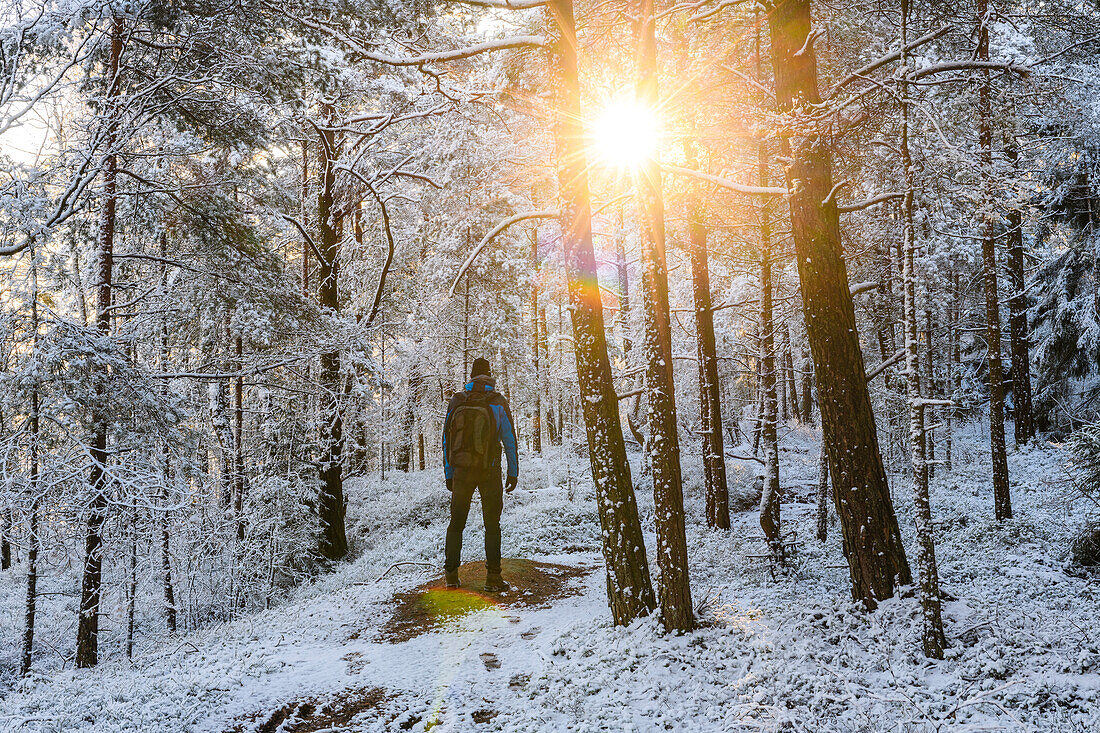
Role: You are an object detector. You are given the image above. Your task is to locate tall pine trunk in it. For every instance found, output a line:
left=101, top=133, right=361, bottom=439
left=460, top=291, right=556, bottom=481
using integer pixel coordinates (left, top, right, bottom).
left=758, top=200, right=782, bottom=563
left=76, top=18, right=123, bottom=668
left=316, top=106, right=349, bottom=559
left=977, top=0, right=1013, bottom=520
left=22, top=251, right=42, bottom=676
left=900, top=4, right=947, bottom=655
left=767, top=0, right=911, bottom=607
left=1004, top=138, right=1033, bottom=445
left=548, top=0, right=655, bottom=625
left=688, top=178, right=730, bottom=530
left=157, top=231, right=177, bottom=635
left=634, top=0, right=693, bottom=631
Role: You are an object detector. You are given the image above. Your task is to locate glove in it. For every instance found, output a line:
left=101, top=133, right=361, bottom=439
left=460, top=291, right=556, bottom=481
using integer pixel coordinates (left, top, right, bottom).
left=505, top=476, right=517, bottom=494
left=446, top=478, right=453, bottom=493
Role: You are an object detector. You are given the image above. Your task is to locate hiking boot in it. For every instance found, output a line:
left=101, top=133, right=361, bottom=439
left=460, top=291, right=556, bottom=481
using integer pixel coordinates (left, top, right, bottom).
left=484, top=572, right=510, bottom=593
left=445, top=570, right=460, bottom=589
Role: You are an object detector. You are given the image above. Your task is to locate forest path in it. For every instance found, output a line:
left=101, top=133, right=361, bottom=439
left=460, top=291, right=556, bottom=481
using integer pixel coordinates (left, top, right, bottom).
left=222, top=557, right=599, bottom=732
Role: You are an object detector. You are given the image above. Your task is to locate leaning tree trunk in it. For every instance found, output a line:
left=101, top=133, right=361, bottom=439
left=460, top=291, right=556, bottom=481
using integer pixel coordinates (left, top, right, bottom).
left=316, top=105, right=349, bottom=560
left=899, top=5, right=947, bottom=656
left=977, top=0, right=1013, bottom=520
left=1004, top=137, right=1033, bottom=445
left=767, top=0, right=911, bottom=608
left=548, top=0, right=656, bottom=625
left=76, top=17, right=123, bottom=669
left=633, top=0, right=693, bottom=632
left=687, top=170, right=730, bottom=530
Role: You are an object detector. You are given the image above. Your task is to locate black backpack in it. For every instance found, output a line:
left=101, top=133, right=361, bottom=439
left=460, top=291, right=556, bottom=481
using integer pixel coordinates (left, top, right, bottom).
left=447, top=390, right=496, bottom=471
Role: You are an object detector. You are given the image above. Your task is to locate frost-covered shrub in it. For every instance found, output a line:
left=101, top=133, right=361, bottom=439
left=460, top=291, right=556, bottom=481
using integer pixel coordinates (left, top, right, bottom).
left=243, top=476, right=322, bottom=592
left=729, top=474, right=763, bottom=512
left=1068, top=424, right=1100, bottom=569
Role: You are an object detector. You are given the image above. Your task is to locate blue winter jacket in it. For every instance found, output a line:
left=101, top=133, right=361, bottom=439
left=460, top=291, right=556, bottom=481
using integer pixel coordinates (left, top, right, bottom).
left=442, top=375, right=519, bottom=480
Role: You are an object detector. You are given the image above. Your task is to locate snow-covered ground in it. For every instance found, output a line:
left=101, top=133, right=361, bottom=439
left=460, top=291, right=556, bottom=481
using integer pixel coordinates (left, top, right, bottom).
left=1, top=423, right=1098, bottom=731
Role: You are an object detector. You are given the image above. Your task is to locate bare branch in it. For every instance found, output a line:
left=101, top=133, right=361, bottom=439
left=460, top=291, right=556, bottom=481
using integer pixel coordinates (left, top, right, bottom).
left=448, top=211, right=559, bottom=297
left=363, top=189, right=397, bottom=327
left=661, top=163, right=787, bottom=196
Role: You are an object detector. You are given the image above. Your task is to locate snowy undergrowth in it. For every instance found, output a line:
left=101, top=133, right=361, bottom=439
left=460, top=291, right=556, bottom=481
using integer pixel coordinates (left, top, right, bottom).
left=0, top=425, right=1097, bottom=732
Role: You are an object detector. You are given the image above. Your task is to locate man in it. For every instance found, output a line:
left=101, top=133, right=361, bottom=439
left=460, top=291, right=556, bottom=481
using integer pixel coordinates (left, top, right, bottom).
left=442, top=357, right=519, bottom=591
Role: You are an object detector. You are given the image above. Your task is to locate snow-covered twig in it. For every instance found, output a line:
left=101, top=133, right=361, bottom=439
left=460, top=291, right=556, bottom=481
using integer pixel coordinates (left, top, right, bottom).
left=837, top=192, right=903, bottom=213
left=375, top=561, right=438, bottom=582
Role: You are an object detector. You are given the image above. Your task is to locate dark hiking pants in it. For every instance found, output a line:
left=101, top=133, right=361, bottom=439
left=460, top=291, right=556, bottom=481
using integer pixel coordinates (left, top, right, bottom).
left=445, top=469, right=503, bottom=574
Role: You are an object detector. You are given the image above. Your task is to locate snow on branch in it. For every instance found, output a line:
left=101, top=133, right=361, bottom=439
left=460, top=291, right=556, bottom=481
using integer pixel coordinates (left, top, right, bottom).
left=866, top=349, right=904, bottom=382
left=849, top=281, right=879, bottom=296
left=278, top=9, right=544, bottom=67
left=443, top=0, right=547, bottom=7
left=661, top=164, right=787, bottom=196
left=448, top=211, right=560, bottom=297
left=827, top=25, right=953, bottom=98
left=907, top=60, right=1030, bottom=81
left=912, top=398, right=955, bottom=408
left=837, top=192, right=903, bottom=213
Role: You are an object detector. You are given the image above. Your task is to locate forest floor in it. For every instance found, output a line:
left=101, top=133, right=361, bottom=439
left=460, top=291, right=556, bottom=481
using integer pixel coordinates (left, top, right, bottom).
left=2, top=424, right=1099, bottom=731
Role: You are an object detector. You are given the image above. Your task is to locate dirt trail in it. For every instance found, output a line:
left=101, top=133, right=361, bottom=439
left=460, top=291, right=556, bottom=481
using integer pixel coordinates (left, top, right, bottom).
left=226, top=558, right=594, bottom=732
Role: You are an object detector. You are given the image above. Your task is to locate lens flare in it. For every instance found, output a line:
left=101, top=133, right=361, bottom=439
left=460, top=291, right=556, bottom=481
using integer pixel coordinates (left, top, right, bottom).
left=590, top=98, right=660, bottom=169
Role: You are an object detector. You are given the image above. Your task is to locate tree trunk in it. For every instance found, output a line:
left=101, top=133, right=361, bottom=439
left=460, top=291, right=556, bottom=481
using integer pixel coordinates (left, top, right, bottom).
left=76, top=18, right=123, bottom=669
left=398, top=362, right=421, bottom=472
left=758, top=200, right=783, bottom=563
left=923, top=303, right=936, bottom=481
left=549, top=0, right=655, bottom=625
left=125, top=526, right=137, bottom=659
left=316, top=105, right=349, bottom=560
left=1004, top=138, right=1033, bottom=445
left=301, top=140, right=310, bottom=296
left=1, top=515, right=9, bottom=570
left=22, top=252, right=42, bottom=676
left=946, top=270, right=960, bottom=471
left=530, top=227, right=543, bottom=453
left=977, top=0, right=1013, bottom=520
left=234, top=334, right=246, bottom=541
left=209, top=377, right=234, bottom=504
left=634, top=0, right=693, bottom=631
left=783, top=324, right=800, bottom=423
left=815, top=438, right=829, bottom=542
left=800, top=347, right=814, bottom=424
left=157, top=232, right=177, bottom=635
left=688, top=174, right=730, bottom=530
left=900, top=11, right=947, bottom=655
left=767, top=0, right=911, bottom=607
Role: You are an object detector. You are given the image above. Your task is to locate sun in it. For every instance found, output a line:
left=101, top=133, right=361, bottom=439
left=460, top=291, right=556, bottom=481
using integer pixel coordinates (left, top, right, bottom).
left=590, top=98, right=660, bottom=169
